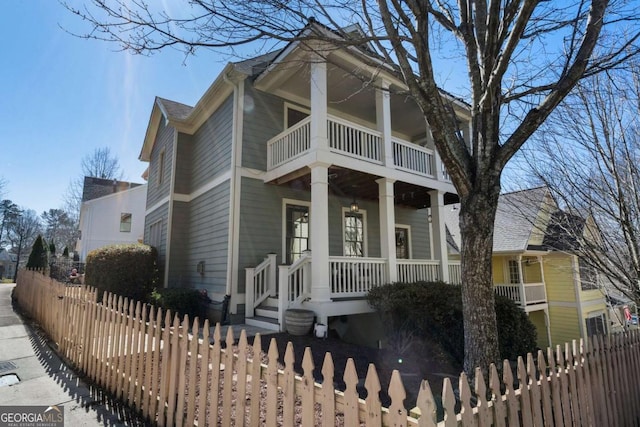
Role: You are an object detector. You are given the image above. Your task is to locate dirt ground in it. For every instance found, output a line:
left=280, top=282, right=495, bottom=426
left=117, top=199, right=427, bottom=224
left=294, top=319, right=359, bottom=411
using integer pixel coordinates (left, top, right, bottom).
left=249, top=331, right=461, bottom=409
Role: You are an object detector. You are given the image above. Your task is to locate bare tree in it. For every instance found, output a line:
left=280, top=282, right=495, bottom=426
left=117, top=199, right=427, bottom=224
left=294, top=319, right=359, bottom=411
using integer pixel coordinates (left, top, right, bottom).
left=522, top=65, right=640, bottom=304
left=41, top=208, right=77, bottom=255
left=64, top=147, right=124, bottom=219
left=6, top=209, right=42, bottom=281
left=0, top=200, right=19, bottom=249
left=64, top=0, right=640, bottom=374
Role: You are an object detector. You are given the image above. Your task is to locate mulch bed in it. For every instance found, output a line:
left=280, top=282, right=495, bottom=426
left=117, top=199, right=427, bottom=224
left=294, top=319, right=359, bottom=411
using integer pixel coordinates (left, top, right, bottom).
left=250, top=331, right=461, bottom=410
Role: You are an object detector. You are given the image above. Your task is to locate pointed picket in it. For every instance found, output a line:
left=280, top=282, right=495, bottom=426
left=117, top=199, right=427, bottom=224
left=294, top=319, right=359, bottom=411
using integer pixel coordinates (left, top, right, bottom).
left=282, top=342, right=296, bottom=427
left=266, top=338, right=279, bottom=427
left=388, top=370, right=407, bottom=426
left=442, top=377, right=457, bottom=427
left=503, top=360, right=520, bottom=427
left=536, top=350, right=553, bottom=427
left=364, top=364, right=382, bottom=427
left=196, top=319, right=210, bottom=427
left=415, top=379, right=436, bottom=427
left=249, top=334, right=263, bottom=425
left=475, top=368, right=492, bottom=427
left=343, top=358, right=360, bottom=426
left=301, top=347, right=316, bottom=426
left=185, top=317, right=199, bottom=427
left=221, top=326, right=236, bottom=426
left=321, top=352, right=336, bottom=427
left=526, top=353, right=542, bottom=427
left=235, top=330, right=249, bottom=427
left=489, top=364, right=506, bottom=427
left=208, top=323, right=222, bottom=427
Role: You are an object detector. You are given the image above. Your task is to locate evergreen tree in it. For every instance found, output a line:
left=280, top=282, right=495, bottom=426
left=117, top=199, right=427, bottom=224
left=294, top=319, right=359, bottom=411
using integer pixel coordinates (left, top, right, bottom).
left=26, top=234, right=49, bottom=270
left=49, top=242, right=56, bottom=256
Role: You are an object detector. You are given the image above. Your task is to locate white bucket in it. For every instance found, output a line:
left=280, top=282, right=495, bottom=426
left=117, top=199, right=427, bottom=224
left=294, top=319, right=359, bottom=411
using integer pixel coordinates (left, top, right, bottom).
left=314, top=323, right=328, bottom=338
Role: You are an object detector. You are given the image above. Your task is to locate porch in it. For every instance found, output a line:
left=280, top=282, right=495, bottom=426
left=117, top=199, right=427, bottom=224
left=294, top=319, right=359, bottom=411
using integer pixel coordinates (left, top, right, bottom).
left=245, top=253, right=451, bottom=331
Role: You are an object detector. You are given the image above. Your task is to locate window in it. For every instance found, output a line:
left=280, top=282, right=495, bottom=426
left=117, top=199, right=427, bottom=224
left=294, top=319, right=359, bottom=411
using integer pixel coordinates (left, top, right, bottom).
left=343, top=209, right=366, bottom=257
left=285, top=204, right=310, bottom=264
left=148, top=220, right=162, bottom=249
left=158, top=149, right=166, bottom=185
left=579, top=258, right=598, bottom=291
left=285, top=103, right=310, bottom=128
left=395, top=226, right=411, bottom=259
left=586, top=313, right=607, bottom=337
left=508, top=259, right=520, bottom=284
left=120, top=213, right=132, bottom=232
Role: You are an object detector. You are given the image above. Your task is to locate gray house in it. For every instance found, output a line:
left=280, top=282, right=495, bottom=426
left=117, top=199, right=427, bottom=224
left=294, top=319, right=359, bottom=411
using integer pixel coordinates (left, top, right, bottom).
left=139, top=23, right=467, bottom=331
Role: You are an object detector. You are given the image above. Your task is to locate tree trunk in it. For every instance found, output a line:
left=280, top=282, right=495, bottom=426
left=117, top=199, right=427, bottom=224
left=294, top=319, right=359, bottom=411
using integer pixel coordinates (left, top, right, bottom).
left=458, top=178, right=502, bottom=376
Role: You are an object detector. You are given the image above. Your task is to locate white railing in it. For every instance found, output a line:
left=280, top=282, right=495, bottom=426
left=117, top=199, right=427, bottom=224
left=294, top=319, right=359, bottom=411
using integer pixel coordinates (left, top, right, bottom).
left=278, top=252, right=312, bottom=328
left=392, top=139, right=435, bottom=177
left=327, top=115, right=383, bottom=164
left=524, top=282, right=547, bottom=304
left=448, top=260, right=462, bottom=284
left=267, top=117, right=311, bottom=169
left=244, top=254, right=277, bottom=318
left=397, top=259, right=441, bottom=283
left=494, top=282, right=547, bottom=306
left=330, top=257, right=387, bottom=298
left=494, top=284, right=522, bottom=305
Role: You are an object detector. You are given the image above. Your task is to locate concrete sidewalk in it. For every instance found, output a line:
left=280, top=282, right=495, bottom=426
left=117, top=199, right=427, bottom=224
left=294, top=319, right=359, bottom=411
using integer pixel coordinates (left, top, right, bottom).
left=0, top=283, right=148, bottom=426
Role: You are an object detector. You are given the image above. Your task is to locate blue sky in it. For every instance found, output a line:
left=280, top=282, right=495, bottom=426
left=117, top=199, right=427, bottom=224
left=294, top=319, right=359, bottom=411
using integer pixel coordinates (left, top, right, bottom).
left=0, top=1, right=231, bottom=215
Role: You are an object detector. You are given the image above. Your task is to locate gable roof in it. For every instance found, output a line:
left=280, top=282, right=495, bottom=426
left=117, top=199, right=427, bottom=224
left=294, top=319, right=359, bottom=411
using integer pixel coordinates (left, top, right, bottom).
left=81, top=177, right=144, bottom=202
left=445, top=187, right=553, bottom=253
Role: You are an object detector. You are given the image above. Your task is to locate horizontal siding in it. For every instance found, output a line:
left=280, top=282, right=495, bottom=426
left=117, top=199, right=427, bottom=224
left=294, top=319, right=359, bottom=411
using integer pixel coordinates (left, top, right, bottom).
left=528, top=310, right=549, bottom=349
left=492, top=257, right=505, bottom=284
left=174, top=133, right=192, bottom=194
left=144, top=202, right=169, bottom=283
left=147, top=120, right=174, bottom=207
left=579, top=287, right=607, bottom=302
left=190, top=95, right=234, bottom=190
left=544, top=254, right=577, bottom=302
left=167, top=201, right=190, bottom=287
left=549, top=306, right=580, bottom=346
left=242, top=84, right=285, bottom=171
left=184, top=183, right=230, bottom=296
left=396, top=208, right=431, bottom=259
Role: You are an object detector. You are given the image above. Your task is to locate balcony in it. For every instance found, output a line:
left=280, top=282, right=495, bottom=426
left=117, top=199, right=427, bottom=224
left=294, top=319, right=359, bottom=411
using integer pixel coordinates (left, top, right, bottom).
left=267, top=115, right=447, bottom=181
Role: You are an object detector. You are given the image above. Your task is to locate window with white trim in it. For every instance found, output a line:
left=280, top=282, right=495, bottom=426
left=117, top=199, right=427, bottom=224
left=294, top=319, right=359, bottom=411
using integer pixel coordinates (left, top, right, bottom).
left=395, top=225, right=411, bottom=259
left=586, top=313, right=607, bottom=337
left=343, top=208, right=367, bottom=257
left=120, top=213, right=132, bottom=232
left=285, top=103, right=310, bottom=128
left=507, top=259, right=520, bottom=284
left=284, top=202, right=310, bottom=264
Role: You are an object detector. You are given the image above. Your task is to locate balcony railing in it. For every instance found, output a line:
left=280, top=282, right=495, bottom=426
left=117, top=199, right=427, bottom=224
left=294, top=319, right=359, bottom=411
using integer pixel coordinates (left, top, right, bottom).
left=495, top=282, right=547, bottom=306
left=266, top=115, right=448, bottom=180
left=397, top=259, right=440, bottom=282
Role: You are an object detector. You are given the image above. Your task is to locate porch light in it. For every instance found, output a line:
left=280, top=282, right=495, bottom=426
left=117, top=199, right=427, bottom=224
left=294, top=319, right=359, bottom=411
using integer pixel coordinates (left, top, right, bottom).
left=350, top=198, right=359, bottom=213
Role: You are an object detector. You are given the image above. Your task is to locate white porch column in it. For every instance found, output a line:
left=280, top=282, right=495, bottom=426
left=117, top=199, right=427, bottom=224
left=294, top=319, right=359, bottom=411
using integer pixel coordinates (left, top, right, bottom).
left=377, top=178, right=397, bottom=283
left=310, top=60, right=329, bottom=153
left=428, top=190, right=450, bottom=282
left=310, top=163, right=331, bottom=301
left=376, top=80, right=393, bottom=167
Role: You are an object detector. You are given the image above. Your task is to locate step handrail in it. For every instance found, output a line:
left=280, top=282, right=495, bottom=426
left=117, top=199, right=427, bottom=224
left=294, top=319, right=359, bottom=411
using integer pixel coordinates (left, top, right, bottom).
left=245, top=254, right=277, bottom=318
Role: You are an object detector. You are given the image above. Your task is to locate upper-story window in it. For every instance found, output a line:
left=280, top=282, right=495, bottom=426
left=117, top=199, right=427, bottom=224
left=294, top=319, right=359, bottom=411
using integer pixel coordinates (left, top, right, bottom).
left=579, top=258, right=598, bottom=291
left=120, top=213, right=132, bottom=232
left=508, top=259, right=520, bottom=284
left=158, top=149, right=166, bottom=185
left=285, top=103, right=310, bottom=128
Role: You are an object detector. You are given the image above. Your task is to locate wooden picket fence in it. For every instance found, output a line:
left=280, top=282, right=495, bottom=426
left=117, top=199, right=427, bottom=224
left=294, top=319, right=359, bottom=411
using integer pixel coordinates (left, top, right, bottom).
left=12, top=269, right=640, bottom=426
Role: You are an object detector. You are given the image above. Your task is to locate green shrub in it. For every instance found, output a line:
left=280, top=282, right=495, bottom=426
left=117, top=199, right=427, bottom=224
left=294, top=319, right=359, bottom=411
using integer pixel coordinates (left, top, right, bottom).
left=148, top=287, right=209, bottom=322
left=85, top=244, right=159, bottom=302
left=26, top=234, right=49, bottom=270
left=368, top=281, right=538, bottom=364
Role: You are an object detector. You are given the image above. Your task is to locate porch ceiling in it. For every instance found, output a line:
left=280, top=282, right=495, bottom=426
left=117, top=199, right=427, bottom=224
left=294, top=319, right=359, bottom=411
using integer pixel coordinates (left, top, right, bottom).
left=257, top=53, right=429, bottom=141
left=272, top=166, right=459, bottom=209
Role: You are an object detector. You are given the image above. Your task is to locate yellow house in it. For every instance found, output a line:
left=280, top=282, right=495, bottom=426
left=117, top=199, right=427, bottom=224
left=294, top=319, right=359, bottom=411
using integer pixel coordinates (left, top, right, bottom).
left=445, top=187, right=609, bottom=349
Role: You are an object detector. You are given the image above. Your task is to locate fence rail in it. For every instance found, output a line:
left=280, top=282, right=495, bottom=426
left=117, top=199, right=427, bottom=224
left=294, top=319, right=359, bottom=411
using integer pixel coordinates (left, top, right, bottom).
left=13, top=269, right=640, bottom=426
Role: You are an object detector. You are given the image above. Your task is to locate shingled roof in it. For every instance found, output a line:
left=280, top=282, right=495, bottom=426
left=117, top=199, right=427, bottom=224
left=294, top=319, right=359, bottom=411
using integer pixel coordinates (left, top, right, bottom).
left=445, top=187, right=552, bottom=253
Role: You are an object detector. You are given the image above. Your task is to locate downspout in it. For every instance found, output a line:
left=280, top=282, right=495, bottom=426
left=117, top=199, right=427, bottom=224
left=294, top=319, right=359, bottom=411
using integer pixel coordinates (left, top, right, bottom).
left=572, top=255, right=586, bottom=338
left=223, top=71, right=244, bottom=314
left=164, top=130, right=179, bottom=288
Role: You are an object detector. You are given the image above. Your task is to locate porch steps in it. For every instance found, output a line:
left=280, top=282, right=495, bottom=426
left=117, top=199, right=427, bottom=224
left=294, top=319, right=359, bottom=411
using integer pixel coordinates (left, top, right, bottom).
left=255, top=305, right=278, bottom=319
left=245, top=315, right=280, bottom=331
